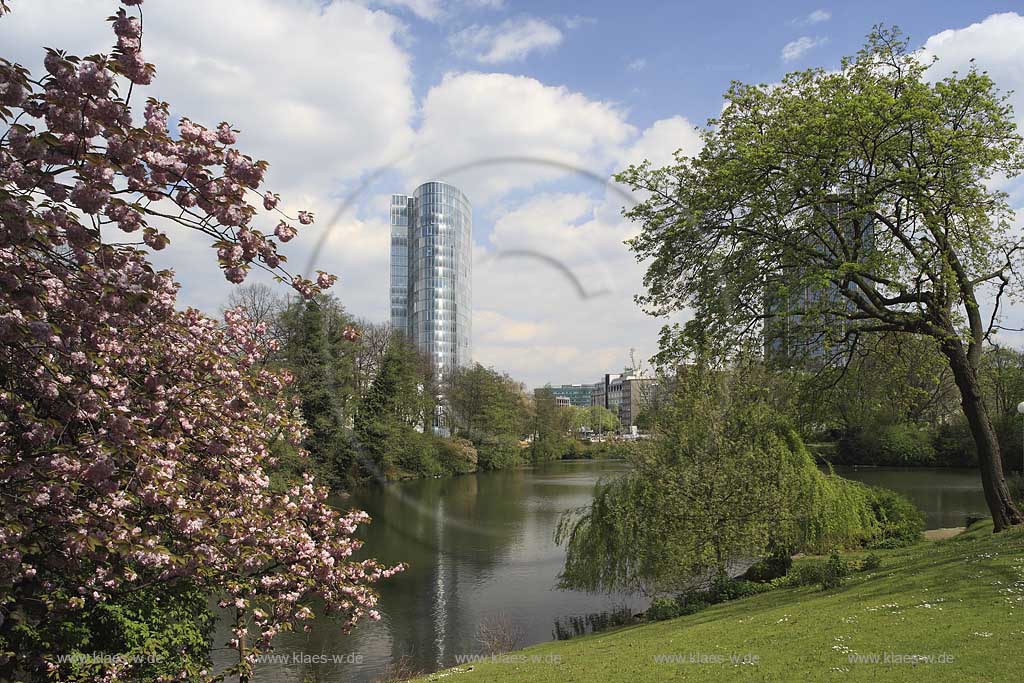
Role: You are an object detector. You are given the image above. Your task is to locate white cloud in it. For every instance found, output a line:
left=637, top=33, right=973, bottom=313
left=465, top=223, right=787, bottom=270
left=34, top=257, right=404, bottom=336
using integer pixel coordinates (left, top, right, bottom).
left=920, top=12, right=1024, bottom=198
left=367, top=0, right=443, bottom=20
left=3, top=0, right=416, bottom=195
left=405, top=71, right=635, bottom=201
left=475, top=310, right=549, bottom=344
left=781, top=36, right=827, bottom=62
left=627, top=58, right=647, bottom=72
left=367, top=0, right=504, bottom=21
left=918, top=12, right=1024, bottom=341
left=792, top=9, right=831, bottom=26
left=1, top=0, right=416, bottom=317
left=564, top=15, right=597, bottom=30
left=450, top=17, right=563, bottom=63
left=472, top=191, right=673, bottom=387
left=620, top=115, right=703, bottom=169
left=0, top=1, right=701, bottom=386
left=921, top=13, right=1024, bottom=86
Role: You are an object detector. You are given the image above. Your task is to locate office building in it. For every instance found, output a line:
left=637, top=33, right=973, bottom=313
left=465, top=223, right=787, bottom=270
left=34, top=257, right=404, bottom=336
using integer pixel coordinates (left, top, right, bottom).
left=390, top=181, right=472, bottom=379
left=764, top=203, right=874, bottom=367
left=591, top=373, right=621, bottom=411
left=591, top=368, right=657, bottom=428
left=536, top=383, right=595, bottom=408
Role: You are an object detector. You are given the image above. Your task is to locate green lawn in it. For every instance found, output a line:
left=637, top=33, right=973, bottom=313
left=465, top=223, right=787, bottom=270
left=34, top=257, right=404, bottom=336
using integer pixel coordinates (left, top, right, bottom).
left=415, top=522, right=1024, bottom=682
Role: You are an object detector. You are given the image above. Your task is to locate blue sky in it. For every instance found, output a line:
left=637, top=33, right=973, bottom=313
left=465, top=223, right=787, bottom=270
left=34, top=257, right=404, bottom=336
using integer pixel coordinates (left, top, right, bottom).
left=4, top=1, right=1024, bottom=388
left=397, top=1, right=1024, bottom=127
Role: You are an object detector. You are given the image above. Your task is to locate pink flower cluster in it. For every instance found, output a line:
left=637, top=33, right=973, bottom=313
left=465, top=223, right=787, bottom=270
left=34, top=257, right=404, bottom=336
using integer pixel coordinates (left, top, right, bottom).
left=112, top=8, right=152, bottom=85
left=0, top=2, right=382, bottom=680
left=2, top=0, right=330, bottom=297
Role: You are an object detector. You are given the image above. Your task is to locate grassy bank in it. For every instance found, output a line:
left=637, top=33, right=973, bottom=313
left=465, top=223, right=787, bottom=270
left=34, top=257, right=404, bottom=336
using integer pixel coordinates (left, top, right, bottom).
left=415, top=521, right=1024, bottom=682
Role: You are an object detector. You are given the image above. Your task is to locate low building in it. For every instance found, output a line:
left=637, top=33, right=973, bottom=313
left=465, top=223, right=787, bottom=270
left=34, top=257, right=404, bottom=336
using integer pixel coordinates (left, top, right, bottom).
left=618, top=375, right=657, bottom=428
left=592, top=368, right=657, bottom=428
left=591, top=373, right=621, bottom=410
left=536, top=383, right=595, bottom=408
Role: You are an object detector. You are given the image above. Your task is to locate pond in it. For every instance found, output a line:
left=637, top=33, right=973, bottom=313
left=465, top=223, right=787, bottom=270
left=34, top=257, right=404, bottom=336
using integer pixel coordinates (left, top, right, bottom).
left=214, top=460, right=988, bottom=682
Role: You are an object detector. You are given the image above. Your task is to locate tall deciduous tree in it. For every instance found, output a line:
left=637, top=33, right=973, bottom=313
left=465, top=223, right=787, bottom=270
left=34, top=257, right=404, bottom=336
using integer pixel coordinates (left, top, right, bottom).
left=447, top=364, right=528, bottom=469
left=586, top=405, right=619, bottom=434
left=530, top=388, right=569, bottom=462
left=620, top=29, right=1024, bottom=530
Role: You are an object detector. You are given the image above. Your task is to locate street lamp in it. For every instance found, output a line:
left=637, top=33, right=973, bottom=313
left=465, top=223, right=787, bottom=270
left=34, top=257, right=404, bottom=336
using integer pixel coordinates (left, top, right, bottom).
left=1017, top=401, right=1024, bottom=474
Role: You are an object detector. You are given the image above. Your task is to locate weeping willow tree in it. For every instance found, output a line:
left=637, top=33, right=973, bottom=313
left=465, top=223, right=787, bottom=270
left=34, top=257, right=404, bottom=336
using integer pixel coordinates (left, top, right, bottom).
left=555, top=362, right=891, bottom=595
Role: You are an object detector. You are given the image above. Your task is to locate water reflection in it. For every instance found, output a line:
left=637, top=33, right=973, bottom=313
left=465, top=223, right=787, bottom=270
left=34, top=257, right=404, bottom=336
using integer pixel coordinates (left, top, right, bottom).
left=834, top=466, right=988, bottom=529
left=210, top=460, right=640, bottom=682
left=211, top=462, right=986, bottom=682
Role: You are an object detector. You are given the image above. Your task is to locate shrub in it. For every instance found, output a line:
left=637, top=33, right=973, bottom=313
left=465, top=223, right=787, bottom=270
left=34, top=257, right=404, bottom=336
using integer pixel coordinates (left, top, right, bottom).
left=993, top=414, right=1024, bottom=475
left=933, top=420, right=979, bottom=467
left=710, top=575, right=772, bottom=601
left=778, top=558, right=849, bottom=588
left=859, top=553, right=882, bottom=572
left=645, top=597, right=683, bottom=622
left=877, top=424, right=936, bottom=465
left=799, top=473, right=880, bottom=552
left=677, top=599, right=711, bottom=616
left=436, top=437, right=479, bottom=474
left=476, top=614, right=523, bottom=655
left=7, top=580, right=215, bottom=682
left=1008, top=474, right=1024, bottom=507
left=742, top=554, right=793, bottom=583
left=644, top=575, right=774, bottom=622
left=561, top=439, right=586, bottom=460
left=865, top=487, right=925, bottom=548
left=396, top=433, right=443, bottom=477
left=841, top=423, right=936, bottom=465
left=790, top=561, right=827, bottom=586
left=476, top=436, right=521, bottom=470
left=965, top=514, right=988, bottom=529
left=820, top=554, right=850, bottom=590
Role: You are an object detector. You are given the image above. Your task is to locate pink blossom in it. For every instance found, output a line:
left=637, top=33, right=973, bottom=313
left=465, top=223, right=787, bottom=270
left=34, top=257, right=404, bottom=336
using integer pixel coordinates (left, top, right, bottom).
left=77, top=60, right=114, bottom=96
left=274, top=221, right=296, bottom=242
left=216, top=122, right=237, bottom=145
left=0, top=10, right=381, bottom=677
left=143, top=100, right=168, bottom=134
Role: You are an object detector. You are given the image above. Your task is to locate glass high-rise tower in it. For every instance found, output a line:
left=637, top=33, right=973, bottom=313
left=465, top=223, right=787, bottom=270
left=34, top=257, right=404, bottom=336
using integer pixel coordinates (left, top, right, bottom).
left=390, top=181, right=472, bottom=381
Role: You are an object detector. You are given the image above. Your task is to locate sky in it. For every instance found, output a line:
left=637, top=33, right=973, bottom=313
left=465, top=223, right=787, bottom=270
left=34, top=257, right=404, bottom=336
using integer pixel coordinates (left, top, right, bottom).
left=4, top=0, right=1024, bottom=389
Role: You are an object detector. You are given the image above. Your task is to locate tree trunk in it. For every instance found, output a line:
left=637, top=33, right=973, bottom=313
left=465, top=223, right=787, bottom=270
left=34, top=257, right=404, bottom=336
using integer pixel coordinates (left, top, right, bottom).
left=942, top=340, right=1023, bottom=531
left=237, top=607, right=251, bottom=683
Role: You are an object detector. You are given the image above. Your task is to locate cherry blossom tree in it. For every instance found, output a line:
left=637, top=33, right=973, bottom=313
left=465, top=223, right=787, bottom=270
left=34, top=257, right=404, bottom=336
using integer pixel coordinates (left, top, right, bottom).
left=0, top=1, right=401, bottom=680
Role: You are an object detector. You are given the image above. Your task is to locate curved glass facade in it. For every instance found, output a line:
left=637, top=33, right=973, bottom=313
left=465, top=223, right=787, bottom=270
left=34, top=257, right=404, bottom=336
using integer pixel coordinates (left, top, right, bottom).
left=390, top=181, right=472, bottom=381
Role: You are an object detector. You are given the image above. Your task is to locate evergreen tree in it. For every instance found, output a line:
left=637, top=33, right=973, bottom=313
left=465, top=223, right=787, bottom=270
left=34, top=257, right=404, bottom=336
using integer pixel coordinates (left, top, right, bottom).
left=354, top=338, right=435, bottom=477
